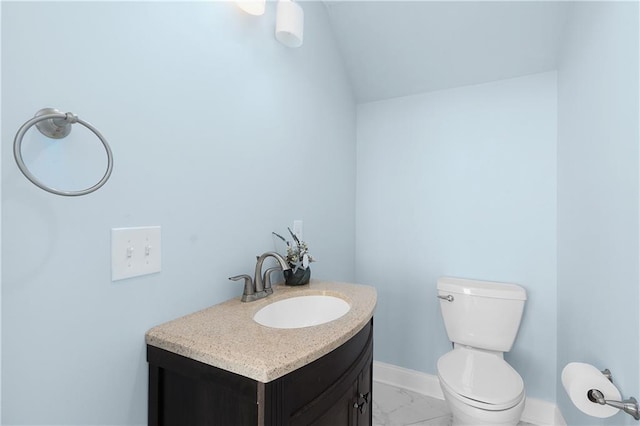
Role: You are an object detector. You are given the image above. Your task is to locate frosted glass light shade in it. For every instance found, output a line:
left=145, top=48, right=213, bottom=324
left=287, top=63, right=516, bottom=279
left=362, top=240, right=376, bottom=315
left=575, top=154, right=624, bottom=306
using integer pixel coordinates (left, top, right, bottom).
left=276, top=0, right=304, bottom=48
left=237, top=0, right=265, bottom=16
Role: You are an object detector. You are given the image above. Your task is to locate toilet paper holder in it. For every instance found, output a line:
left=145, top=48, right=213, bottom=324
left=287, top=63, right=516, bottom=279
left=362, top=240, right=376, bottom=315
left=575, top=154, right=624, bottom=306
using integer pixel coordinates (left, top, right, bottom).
left=586, top=368, right=639, bottom=420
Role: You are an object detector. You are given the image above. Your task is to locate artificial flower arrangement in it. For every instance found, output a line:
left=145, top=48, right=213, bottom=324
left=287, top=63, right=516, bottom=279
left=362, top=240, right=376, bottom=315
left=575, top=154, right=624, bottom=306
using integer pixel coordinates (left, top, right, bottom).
left=272, top=228, right=315, bottom=285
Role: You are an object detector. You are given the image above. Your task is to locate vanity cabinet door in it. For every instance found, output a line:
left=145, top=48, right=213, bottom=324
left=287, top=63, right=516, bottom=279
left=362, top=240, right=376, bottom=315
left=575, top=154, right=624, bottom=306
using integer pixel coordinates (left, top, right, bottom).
left=306, top=346, right=372, bottom=426
left=305, top=379, right=359, bottom=426
left=282, top=321, right=373, bottom=426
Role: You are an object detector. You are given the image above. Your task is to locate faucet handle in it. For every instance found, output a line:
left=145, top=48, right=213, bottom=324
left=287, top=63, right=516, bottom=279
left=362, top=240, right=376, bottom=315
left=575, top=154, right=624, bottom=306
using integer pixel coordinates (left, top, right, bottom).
left=229, top=274, right=256, bottom=302
left=263, top=267, right=282, bottom=295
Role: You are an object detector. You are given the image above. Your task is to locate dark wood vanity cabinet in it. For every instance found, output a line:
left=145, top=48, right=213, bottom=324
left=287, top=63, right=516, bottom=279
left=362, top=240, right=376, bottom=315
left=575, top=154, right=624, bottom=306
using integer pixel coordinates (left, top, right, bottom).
left=147, top=319, right=373, bottom=426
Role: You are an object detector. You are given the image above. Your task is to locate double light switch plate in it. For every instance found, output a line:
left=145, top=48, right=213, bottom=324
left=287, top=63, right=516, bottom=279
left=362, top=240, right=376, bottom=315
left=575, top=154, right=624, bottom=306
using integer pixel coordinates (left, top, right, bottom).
left=111, top=226, right=161, bottom=281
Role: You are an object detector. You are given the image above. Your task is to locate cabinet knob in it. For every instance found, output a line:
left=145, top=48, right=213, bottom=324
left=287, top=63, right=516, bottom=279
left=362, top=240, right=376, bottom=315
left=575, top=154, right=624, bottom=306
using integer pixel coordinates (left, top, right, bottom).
left=354, top=392, right=370, bottom=413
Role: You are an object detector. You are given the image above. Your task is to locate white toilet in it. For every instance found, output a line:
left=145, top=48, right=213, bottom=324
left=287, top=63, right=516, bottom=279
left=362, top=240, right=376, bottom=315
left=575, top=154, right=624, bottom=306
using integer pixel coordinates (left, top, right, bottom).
left=436, top=276, right=527, bottom=426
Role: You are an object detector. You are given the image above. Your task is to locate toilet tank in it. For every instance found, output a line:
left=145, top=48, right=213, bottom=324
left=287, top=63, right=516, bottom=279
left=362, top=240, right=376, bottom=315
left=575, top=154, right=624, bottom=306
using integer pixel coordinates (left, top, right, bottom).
left=437, top=277, right=527, bottom=352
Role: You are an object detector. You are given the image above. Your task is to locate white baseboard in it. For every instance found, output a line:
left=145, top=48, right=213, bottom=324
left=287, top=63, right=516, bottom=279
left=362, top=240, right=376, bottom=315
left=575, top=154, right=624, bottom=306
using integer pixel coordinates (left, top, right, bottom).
left=373, top=359, right=444, bottom=399
left=373, top=361, right=566, bottom=426
left=520, top=397, right=567, bottom=426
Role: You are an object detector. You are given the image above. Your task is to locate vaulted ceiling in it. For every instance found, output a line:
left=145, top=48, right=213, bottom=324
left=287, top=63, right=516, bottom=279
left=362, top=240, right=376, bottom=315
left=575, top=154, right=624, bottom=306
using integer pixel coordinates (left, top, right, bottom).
left=323, top=1, right=570, bottom=103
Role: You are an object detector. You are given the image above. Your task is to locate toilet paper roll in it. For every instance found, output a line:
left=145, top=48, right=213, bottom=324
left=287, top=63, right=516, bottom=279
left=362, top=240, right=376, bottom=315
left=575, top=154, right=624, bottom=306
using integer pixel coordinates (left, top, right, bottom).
left=562, top=362, right=621, bottom=418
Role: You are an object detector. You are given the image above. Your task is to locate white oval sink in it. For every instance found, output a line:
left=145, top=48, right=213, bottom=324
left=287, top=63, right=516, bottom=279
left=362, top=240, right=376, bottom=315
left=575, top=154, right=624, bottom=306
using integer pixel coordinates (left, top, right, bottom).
left=253, top=295, right=351, bottom=329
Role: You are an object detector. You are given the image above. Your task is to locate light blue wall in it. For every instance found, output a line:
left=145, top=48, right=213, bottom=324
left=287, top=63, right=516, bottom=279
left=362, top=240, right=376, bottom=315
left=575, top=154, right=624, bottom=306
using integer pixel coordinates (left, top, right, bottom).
left=557, top=2, right=640, bottom=425
left=355, top=72, right=558, bottom=401
left=1, top=2, right=356, bottom=424
left=0, top=2, right=3, bottom=420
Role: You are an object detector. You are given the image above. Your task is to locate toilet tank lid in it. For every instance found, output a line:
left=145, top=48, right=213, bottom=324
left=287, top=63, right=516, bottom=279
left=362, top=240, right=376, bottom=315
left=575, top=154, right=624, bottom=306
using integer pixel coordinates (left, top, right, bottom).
left=437, top=277, right=526, bottom=300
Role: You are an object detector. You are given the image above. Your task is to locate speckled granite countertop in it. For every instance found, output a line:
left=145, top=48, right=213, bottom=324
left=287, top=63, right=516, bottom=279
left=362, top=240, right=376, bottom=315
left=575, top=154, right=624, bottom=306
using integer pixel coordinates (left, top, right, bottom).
left=145, top=279, right=377, bottom=383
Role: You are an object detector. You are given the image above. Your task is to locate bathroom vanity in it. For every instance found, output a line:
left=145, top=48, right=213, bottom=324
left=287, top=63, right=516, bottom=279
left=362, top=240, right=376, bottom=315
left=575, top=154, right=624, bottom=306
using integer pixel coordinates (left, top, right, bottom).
left=146, top=280, right=377, bottom=426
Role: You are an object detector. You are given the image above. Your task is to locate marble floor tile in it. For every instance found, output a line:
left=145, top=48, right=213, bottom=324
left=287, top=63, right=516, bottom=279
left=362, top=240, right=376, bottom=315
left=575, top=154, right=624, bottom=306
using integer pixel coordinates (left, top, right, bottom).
left=372, top=381, right=537, bottom=426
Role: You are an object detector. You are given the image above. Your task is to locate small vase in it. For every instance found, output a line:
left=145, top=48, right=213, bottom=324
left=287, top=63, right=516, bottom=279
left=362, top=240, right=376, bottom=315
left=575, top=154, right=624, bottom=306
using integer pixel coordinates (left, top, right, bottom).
left=284, top=267, right=311, bottom=286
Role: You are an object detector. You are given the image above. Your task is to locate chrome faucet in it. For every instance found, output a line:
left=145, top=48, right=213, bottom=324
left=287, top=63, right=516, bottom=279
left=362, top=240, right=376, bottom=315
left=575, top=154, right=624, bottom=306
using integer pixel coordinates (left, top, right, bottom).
left=229, top=251, right=291, bottom=302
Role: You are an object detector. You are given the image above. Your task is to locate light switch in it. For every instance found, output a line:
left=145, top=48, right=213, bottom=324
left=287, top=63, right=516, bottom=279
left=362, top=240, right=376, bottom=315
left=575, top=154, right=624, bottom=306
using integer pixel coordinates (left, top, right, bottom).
left=111, top=226, right=161, bottom=281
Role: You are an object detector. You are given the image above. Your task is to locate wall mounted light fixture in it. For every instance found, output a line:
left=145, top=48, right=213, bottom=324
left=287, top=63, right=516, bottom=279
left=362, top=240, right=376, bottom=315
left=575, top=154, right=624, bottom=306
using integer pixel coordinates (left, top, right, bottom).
left=275, top=0, right=304, bottom=48
left=236, top=0, right=266, bottom=16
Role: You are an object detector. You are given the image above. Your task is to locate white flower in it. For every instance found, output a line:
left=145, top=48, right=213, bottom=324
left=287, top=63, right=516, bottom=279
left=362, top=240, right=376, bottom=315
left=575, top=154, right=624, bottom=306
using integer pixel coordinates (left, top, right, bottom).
left=272, top=228, right=315, bottom=272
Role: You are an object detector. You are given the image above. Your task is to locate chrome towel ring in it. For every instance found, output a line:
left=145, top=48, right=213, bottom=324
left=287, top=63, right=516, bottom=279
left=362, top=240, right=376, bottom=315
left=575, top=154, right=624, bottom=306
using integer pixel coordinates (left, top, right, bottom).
left=13, top=108, right=114, bottom=196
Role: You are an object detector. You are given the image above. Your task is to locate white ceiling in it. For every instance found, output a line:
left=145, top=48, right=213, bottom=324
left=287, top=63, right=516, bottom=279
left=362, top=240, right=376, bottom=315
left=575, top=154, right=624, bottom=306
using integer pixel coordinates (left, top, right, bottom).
left=323, top=1, right=570, bottom=103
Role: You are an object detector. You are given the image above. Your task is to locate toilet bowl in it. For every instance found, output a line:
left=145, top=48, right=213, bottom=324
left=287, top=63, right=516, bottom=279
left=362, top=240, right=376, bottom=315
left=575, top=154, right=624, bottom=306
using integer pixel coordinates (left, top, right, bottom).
left=437, top=347, right=525, bottom=426
left=436, top=277, right=527, bottom=426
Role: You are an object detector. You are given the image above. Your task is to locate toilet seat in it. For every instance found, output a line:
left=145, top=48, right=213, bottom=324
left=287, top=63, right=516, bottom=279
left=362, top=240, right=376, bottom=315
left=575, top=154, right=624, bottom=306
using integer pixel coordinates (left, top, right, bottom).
left=437, top=348, right=524, bottom=411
